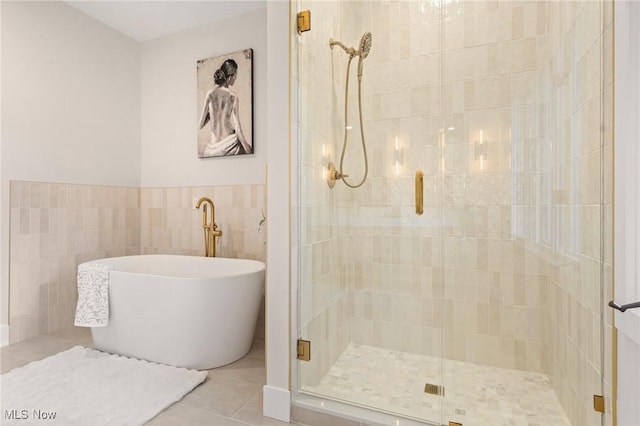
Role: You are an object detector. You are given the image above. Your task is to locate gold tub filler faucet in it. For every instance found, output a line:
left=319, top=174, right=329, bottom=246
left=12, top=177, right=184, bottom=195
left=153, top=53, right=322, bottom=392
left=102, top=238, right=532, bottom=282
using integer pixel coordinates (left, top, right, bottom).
left=196, top=197, right=222, bottom=257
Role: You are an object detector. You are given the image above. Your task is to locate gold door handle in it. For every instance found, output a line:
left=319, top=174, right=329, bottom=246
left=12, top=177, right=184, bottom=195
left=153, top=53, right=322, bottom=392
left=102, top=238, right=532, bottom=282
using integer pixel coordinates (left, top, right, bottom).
left=415, top=170, right=424, bottom=215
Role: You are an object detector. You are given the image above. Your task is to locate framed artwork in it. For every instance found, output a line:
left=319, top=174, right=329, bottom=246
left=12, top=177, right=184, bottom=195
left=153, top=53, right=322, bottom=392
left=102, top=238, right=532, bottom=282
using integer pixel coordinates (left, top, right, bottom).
left=197, top=48, right=253, bottom=158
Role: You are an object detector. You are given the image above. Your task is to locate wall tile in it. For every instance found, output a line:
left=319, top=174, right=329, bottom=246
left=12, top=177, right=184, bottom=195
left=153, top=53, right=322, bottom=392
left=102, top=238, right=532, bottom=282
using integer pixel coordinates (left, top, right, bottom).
left=9, top=181, right=140, bottom=341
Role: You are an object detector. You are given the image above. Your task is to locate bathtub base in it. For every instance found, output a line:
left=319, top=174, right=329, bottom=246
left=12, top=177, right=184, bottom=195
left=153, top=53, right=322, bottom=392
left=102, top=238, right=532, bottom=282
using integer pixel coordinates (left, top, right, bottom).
left=84, top=255, right=265, bottom=370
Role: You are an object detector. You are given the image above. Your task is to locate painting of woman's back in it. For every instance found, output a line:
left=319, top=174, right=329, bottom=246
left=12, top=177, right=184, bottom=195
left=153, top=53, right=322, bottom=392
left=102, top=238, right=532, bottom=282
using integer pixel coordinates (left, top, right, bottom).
left=197, top=49, right=253, bottom=158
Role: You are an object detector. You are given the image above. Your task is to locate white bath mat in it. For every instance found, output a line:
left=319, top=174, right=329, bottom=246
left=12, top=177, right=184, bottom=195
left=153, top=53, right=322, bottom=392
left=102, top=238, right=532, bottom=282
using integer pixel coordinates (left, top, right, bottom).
left=0, top=346, right=207, bottom=426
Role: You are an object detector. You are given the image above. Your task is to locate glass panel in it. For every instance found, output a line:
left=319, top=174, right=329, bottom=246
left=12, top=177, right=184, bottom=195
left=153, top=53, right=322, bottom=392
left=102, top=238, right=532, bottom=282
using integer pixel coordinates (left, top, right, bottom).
left=439, top=2, right=605, bottom=426
left=295, top=0, right=354, bottom=409
left=295, top=1, right=445, bottom=424
left=295, top=1, right=607, bottom=425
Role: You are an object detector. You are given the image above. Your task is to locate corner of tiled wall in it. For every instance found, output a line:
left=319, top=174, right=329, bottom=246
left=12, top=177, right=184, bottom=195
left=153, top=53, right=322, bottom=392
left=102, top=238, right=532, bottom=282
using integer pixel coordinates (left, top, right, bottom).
left=8, top=181, right=140, bottom=343
left=9, top=181, right=267, bottom=345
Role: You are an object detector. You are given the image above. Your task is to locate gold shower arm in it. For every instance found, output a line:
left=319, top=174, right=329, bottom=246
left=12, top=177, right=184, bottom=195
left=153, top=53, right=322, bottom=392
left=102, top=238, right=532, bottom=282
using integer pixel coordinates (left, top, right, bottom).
left=329, top=38, right=355, bottom=56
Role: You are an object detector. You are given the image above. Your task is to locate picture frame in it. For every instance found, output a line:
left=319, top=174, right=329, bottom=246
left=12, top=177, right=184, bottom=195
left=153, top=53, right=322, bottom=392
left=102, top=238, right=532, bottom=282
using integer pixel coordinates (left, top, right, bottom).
left=197, top=48, right=253, bottom=158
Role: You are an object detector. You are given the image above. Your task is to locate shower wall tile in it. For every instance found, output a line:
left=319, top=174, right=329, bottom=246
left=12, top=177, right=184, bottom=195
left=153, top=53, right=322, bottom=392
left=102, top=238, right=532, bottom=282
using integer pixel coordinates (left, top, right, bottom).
left=540, top=1, right=613, bottom=425
left=9, top=181, right=140, bottom=343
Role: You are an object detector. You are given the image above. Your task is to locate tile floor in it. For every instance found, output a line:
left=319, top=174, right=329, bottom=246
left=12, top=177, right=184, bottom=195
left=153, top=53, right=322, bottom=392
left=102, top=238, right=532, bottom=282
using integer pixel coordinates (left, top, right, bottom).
left=0, top=327, right=296, bottom=426
left=302, top=343, right=571, bottom=426
left=1, top=333, right=573, bottom=426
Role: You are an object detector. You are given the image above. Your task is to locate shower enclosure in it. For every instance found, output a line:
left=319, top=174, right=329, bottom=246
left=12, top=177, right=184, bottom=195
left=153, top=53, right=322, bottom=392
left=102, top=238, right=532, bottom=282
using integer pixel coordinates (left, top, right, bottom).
left=293, top=1, right=611, bottom=425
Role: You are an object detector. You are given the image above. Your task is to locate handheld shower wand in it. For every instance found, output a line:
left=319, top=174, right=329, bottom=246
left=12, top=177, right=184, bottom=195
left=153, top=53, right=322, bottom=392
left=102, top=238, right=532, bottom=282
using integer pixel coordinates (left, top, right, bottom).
left=328, top=32, right=372, bottom=189
left=356, top=32, right=372, bottom=81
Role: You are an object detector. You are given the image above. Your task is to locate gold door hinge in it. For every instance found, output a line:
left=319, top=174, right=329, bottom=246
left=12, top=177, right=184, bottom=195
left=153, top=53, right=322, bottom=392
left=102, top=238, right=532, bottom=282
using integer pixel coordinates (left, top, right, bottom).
left=593, top=395, right=605, bottom=413
left=297, top=339, right=311, bottom=361
left=297, top=10, right=311, bottom=34
left=424, top=382, right=444, bottom=396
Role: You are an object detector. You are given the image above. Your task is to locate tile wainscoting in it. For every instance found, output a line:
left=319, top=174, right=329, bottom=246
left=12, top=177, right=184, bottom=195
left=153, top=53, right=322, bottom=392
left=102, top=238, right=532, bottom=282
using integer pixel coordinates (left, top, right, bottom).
left=9, top=181, right=140, bottom=343
left=8, top=181, right=266, bottom=344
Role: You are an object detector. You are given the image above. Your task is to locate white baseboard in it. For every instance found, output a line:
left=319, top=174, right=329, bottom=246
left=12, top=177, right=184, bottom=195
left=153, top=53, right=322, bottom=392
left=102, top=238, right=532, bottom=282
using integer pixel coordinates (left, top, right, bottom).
left=263, top=385, right=290, bottom=423
left=0, top=324, right=9, bottom=348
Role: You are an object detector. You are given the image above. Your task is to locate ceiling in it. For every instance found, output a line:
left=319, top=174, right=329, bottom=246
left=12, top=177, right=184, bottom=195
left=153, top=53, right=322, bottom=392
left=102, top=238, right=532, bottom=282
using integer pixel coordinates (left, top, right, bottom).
left=65, top=1, right=267, bottom=42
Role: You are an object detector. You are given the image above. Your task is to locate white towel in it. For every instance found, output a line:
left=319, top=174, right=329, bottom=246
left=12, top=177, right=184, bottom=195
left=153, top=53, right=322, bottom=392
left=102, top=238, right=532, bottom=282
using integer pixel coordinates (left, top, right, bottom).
left=74, top=263, right=114, bottom=327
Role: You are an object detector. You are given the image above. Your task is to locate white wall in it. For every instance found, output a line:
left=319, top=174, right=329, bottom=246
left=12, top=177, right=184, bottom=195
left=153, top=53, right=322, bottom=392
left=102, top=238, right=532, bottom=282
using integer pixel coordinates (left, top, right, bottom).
left=1, top=1, right=141, bottom=186
left=140, top=8, right=267, bottom=188
left=615, top=2, right=640, bottom=424
left=618, top=333, right=640, bottom=426
left=263, top=1, right=291, bottom=422
left=0, top=1, right=5, bottom=346
left=0, top=1, right=141, bottom=330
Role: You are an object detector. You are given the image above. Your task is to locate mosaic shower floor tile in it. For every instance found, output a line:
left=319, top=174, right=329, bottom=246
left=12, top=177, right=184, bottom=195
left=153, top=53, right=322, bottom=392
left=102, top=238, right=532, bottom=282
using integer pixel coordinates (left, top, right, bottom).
left=301, top=343, right=570, bottom=426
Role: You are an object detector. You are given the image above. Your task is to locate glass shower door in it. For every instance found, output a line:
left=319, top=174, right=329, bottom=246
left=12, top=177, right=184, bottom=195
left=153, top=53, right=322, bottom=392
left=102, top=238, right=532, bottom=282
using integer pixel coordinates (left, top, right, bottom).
left=438, top=2, right=607, bottom=426
left=294, top=1, right=446, bottom=424
left=295, top=1, right=608, bottom=426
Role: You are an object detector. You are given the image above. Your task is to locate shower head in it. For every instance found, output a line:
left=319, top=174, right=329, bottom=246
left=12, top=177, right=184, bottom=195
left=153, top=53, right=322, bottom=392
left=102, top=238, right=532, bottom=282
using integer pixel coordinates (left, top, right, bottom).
left=358, top=32, right=372, bottom=59
left=329, top=32, right=372, bottom=80
left=357, top=32, right=372, bottom=79
left=329, top=32, right=372, bottom=59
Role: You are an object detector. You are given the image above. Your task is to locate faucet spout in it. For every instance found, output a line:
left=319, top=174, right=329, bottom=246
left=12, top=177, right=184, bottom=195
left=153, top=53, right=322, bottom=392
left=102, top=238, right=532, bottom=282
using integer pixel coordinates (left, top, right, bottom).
left=195, top=197, right=222, bottom=257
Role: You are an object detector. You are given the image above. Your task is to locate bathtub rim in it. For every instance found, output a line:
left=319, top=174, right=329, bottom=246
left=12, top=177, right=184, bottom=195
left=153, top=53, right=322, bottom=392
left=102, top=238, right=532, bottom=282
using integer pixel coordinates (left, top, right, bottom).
left=82, top=254, right=266, bottom=280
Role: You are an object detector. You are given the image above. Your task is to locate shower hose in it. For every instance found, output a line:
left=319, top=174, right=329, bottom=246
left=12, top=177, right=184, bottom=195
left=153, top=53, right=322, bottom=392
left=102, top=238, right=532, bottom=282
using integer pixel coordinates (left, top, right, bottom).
left=338, top=55, right=369, bottom=188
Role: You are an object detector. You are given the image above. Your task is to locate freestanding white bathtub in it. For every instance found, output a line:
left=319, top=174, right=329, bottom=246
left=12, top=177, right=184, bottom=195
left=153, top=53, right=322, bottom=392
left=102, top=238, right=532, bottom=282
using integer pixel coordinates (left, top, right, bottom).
left=87, top=255, right=265, bottom=370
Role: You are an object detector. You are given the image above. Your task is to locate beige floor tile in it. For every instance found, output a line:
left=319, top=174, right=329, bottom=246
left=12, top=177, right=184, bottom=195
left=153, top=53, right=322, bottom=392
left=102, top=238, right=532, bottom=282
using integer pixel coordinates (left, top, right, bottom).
left=47, top=326, right=94, bottom=347
left=147, top=403, right=249, bottom=426
left=1, top=335, right=78, bottom=363
left=212, top=354, right=266, bottom=386
left=0, top=353, right=27, bottom=374
left=248, top=338, right=265, bottom=359
left=181, top=374, right=263, bottom=417
left=233, top=391, right=291, bottom=426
